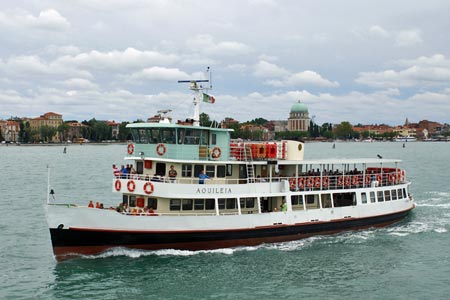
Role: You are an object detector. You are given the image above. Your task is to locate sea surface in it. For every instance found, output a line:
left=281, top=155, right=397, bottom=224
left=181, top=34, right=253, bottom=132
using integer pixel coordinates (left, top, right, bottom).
left=1, top=142, right=449, bottom=300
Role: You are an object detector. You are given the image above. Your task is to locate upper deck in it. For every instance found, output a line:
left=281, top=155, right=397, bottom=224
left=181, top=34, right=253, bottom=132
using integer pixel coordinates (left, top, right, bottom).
left=126, top=122, right=305, bottom=162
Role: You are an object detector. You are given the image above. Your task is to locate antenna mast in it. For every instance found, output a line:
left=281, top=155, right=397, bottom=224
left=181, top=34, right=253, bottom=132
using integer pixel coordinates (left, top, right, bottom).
left=177, top=67, right=212, bottom=127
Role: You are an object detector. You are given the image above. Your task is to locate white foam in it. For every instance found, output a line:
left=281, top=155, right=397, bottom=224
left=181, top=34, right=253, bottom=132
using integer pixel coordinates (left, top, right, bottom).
left=433, top=228, right=447, bottom=233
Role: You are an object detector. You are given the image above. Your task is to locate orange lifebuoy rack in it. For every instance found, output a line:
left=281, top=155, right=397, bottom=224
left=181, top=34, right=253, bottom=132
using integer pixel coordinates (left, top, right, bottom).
left=212, top=147, right=222, bottom=159
left=388, top=173, right=396, bottom=183
left=156, top=143, right=166, bottom=156
left=127, top=180, right=136, bottom=192
left=143, top=181, right=154, bottom=195
left=337, top=176, right=344, bottom=186
left=127, top=143, right=134, bottom=155
left=257, top=144, right=266, bottom=158
left=115, top=180, right=121, bottom=191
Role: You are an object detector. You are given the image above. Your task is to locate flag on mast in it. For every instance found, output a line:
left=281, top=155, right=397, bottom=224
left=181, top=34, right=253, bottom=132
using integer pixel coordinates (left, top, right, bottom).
left=202, top=93, right=215, bottom=104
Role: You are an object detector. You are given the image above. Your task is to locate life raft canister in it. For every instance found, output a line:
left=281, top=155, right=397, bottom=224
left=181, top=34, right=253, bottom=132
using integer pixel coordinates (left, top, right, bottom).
left=143, top=181, right=154, bottom=195
left=127, top=143, right=134, bottom=155
left=127, top=180, right=136, bottom=192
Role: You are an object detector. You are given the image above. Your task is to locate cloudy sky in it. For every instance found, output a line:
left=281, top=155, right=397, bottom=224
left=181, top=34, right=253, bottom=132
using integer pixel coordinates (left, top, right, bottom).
left=1, top=0, right=450, bottom=125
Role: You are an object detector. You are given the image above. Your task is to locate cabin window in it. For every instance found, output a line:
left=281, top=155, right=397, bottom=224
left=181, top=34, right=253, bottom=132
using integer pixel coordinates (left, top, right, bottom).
left=218, top=199, right=225, bottom=210
left=217, top=165, right=226, bottom=178
left=306, top=195, right=316, bottom=204
left=226, top=164, right=233, bottom=176
left=147, top=198, right=158, bottom=209
left=139, top=129, right=148, bottom=143
left=291, top=195, right=303, bottom=205
left=377, top=191, right=384, bottom=202
left=194, top=199, right=204, bottom=210
left=129, top=195, right=136, bottom=207
left=161, top=128, right=176, bottom=144
left=361, top=193, right=367, bottom=204
left=194, top=164, right=204, bottom=177
left=122, top=195, right=128, bottom=205
left=211, top=133, right=217, bottom=145
left=184, top=128, right=201, bottom=145
left=384, top=190, right=391, bottom=201
left=391, top=189, right=398, bottom=200
left=205, top=199, right=215, bottom=210
left=149, top=128, right=161, bottom=144
left=182, top=199, right=193, bottom=210
left=182, top=164, right=192, bottom=177
left=170, top=199, right=181, bottom=211
left=240, top=197, right=255, bottom=208
left=333, top=192, right=355, bottom=207
left=130, top=128, right=139, bottom=142
left=403, top=188, right=407, bottom=198
left=397, top=189, right=403, bottom=199
left=226, top=198, right=237, bottom=209
left=370, top=191, right=376, bottom=203
left=206, top=165, right=215, bottom=178
left=321, top=194, right=332, bottom=208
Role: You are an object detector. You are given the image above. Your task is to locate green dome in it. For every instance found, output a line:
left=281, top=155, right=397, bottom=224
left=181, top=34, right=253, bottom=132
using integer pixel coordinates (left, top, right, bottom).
left=291, top=101, right=308, bottom=113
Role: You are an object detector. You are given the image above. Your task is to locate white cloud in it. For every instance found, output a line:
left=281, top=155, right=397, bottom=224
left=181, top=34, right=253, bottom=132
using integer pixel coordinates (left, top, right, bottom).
left=356, top=54, right=450, bottom=88
left=254, top=61, right=290, bottom=78
left=395, top=29, right=423, bottom=47
left=0, top=9, right=70, bottom=31
left=186, top=34, right=252, bottom=56
left=63, top=78, right=98, bottom=90
left=368, top=25, right=390, bottom=38
left=127, top=67, right=192, bottom=82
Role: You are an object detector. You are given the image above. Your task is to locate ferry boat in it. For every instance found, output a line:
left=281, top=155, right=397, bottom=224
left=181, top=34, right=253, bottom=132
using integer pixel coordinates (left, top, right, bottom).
left=46, top=80, right=415, bottom=261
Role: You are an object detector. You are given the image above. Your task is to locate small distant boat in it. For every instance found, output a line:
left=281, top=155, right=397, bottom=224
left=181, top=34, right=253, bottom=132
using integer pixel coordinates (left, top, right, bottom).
left=394, top=136, right=417, bottom=142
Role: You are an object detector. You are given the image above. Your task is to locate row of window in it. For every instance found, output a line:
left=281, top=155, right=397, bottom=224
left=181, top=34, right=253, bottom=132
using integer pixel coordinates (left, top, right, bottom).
left=181, top=164, right=232, bottom=178
left=362, top=188, right=407, bottom=204
left=169, top=198, right=256, bottom=211
left=131, top=128, right=217, bottom=145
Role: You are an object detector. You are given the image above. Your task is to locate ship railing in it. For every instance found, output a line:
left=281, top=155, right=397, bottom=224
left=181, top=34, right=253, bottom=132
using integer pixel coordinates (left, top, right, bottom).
left=114, top=174, right=273, bottom=185
left=287, top=171, right=406, bottom=192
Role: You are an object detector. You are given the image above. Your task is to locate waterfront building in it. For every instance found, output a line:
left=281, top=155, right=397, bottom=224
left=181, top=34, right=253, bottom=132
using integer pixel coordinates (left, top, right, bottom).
left=29, top=112, right=63, bottom=142
left=0, top=120, right=20, bottom=142
left=287, top=101, right=310, bottom=132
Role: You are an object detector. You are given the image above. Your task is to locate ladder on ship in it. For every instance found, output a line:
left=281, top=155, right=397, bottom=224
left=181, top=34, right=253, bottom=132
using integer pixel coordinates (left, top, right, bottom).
left=244, top=144, right=256, bottom=183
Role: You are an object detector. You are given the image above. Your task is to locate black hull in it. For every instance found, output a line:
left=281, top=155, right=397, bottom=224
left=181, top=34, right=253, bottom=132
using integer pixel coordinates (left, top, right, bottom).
left=50, top=208, right=412, bottom=261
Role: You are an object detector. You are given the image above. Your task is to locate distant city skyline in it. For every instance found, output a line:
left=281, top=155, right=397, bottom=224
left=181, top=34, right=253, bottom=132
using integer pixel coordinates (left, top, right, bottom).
left=1, top=1, right=450, bottom=125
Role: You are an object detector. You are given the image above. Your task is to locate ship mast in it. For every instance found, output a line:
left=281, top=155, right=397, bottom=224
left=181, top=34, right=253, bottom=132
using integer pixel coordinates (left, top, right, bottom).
left=178, top=68, right=212, bottom=127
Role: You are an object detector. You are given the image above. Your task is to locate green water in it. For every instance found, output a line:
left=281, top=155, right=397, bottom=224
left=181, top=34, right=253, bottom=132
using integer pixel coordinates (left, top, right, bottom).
left=1, top=142, right=449, bottom=299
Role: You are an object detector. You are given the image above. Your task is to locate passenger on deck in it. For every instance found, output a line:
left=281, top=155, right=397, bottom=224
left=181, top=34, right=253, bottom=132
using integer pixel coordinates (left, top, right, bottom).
left=88, top=200, right=94, bottom=208
left=198, top=170, right=209, bottom=184
left=112, top=164, right=120, bottom=177
left=168, top=165, right=177, bottom=182
left=120, top=165, right=128, bottom=178
left=280, top=199, right=287, bottom=212
left=95, top=202, right=100, bottom=208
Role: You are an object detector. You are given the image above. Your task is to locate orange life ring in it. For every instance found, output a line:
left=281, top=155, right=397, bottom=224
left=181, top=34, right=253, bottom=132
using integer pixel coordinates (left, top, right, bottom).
left=127, top=143, right=134, bottom=155
left=314, top=177, right=321, bottom=188
left=298, top=177, right=305, bottom=189
left=289, top=178, right=296, bottom=190
left=322, top=177, right=329, bottom=187
left=376, top=174, right=382, bottom=183
left=365, top=175, right=371, bottom=185
left=115, top=180, right=121, bottom=191
left=351, top=176, right=358, bottom=186
left=306, top=177, right=313, bottom=188
left=401, top=170, right=405, bottom=182
left=337, top=176, right=343, bottom=186
left=344, top=176, right=351, bottom=187
left=388, top=173, right=396, bottom=183
left=143, top=181, right=154, bottom=195
left=156, top=143, right=166, bottom=156
left=127, top=180, right=136, bottom=192
left=212, top=147, right=222, bottom=159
